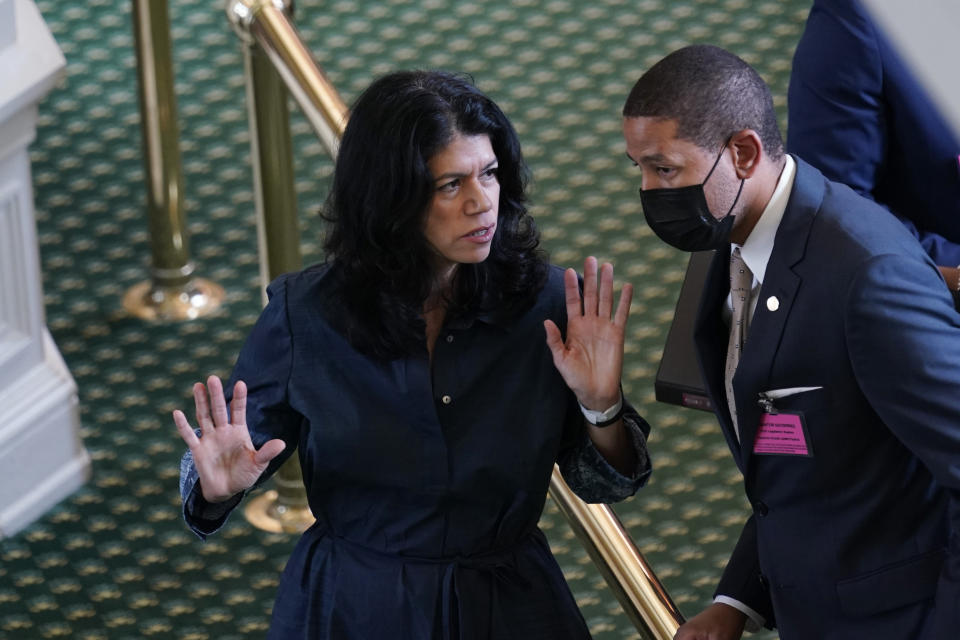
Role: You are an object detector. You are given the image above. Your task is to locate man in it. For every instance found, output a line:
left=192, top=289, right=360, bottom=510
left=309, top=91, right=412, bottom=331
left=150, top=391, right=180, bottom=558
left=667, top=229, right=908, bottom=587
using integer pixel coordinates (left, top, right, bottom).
left=788, top=0, right=960, bottom=304
left=621, top=44, right=960, bottom=639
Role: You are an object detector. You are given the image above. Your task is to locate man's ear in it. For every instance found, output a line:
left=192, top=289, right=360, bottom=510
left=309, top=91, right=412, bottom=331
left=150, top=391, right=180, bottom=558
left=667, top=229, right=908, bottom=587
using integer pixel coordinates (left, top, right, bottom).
left=730, top=129, right=763, bottom=178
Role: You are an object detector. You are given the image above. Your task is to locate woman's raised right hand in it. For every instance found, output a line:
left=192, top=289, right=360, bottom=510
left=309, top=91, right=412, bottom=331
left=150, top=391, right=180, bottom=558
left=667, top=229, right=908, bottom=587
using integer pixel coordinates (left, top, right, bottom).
left=173, top=375, right=286, bottom=503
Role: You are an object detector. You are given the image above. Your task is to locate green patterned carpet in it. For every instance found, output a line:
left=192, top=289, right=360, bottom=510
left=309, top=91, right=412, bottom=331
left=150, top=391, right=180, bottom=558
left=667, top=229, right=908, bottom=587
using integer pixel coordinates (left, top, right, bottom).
left=1, top=0, right=811, bottom=637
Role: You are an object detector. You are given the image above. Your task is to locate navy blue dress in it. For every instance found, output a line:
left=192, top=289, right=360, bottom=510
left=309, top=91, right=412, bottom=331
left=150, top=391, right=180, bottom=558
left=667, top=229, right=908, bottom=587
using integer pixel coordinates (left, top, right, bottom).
left=180, top=264, right=651, bottom=639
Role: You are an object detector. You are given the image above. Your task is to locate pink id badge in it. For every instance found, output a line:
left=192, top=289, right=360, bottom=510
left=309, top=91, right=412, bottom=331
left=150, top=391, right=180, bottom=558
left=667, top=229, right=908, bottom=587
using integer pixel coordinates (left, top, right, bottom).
left=753, top=412, right=813, bottom=456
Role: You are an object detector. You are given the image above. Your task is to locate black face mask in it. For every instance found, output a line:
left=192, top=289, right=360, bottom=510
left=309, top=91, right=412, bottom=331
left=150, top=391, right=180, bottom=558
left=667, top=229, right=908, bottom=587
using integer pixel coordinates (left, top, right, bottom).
left=638, top=139, right=744, bottom=252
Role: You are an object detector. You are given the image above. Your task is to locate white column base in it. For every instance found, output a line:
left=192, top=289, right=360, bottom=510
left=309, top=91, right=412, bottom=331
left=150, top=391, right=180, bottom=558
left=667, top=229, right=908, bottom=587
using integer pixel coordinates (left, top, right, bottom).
left=0, top=329, right=90, bottom=538
left=0, top=0, right=88, bottom=538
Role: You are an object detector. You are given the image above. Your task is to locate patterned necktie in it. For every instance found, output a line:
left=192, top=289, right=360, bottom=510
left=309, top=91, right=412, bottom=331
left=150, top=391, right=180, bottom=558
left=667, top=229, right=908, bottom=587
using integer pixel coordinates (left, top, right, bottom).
left=724, top=248, right=753, bottom=438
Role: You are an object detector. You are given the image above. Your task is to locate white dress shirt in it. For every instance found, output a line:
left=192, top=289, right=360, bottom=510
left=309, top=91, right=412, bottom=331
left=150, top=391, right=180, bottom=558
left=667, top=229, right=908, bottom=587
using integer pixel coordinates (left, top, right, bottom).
left=724, top=154, right=797, bottom=327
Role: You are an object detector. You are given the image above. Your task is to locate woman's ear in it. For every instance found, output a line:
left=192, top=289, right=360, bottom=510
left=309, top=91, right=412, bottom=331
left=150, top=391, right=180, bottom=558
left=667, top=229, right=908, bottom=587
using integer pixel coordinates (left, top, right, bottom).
left=730, top=129, right=763, bottom=179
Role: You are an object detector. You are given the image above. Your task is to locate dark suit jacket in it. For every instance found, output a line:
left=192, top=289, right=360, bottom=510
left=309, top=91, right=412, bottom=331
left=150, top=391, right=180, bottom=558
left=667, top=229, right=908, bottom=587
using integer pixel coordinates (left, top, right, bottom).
left=787, top=0, right=960, bottom=265
left=694, top=158, right=960, bottom=639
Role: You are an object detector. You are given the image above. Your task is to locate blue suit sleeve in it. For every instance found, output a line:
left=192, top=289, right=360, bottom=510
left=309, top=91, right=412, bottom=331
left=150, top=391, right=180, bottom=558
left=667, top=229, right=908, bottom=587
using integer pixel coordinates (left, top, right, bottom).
left=787, top=1, right=886, bottom=202
left=845, top=254, right=960, bottom=633
left=787, top=0, right=960, bottom=267
left=912, top=225, right=960, bottom=267
left=876, top=208, right=960, bottom=267
left=715, top=515, right=776, bottom=629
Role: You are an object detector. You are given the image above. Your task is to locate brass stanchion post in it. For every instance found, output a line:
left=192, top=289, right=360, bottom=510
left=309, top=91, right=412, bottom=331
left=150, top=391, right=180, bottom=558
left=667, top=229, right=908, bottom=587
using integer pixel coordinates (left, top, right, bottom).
left=232, top=1, right=313, bottom=534
left=124, top=0, right=224, bottom=321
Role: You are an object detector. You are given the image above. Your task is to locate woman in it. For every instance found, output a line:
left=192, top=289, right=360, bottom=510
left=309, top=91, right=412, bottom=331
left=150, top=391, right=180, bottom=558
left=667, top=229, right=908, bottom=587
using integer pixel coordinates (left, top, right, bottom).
left=175, top=70, right=651, bottom=639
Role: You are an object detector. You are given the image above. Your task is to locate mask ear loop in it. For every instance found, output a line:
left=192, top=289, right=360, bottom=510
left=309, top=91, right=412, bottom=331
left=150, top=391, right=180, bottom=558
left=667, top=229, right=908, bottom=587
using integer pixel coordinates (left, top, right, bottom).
left=704, top=135, right=745, bottom=218
left=702, top=135, right=734, bottom=186
left=723, top=177, right=746, bottom=218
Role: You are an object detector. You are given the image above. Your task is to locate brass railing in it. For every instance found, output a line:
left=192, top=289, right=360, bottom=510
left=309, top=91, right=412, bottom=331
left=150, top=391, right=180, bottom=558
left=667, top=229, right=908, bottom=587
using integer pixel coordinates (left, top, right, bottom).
left=550, top=471, right=684, bottom=638
left=225, top=1, right=684, bottom=637
left=227, top=0, right=346, bottom=157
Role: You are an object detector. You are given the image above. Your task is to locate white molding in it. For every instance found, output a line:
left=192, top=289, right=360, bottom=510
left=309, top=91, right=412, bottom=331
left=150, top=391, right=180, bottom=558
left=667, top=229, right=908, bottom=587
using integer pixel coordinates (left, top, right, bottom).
left=0, top=0, right=65, bottom=125
left=0, top=331, right=90, bottom=538
left=0, top=101, right=40, bottom=163
left=0, top=124, right=45, bottom=396
left=0, top=0, right=15, bottom=52
left=0, top=0, right=88, bottom=538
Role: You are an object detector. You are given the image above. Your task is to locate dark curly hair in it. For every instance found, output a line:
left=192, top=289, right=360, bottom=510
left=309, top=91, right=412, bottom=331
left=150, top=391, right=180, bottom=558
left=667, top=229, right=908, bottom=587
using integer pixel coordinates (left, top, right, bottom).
left=322, top=70, right=548, bottom=359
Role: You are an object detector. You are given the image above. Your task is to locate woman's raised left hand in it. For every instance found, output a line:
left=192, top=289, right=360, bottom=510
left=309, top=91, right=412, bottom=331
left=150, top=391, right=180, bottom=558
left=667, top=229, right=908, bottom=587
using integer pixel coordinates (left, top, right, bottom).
left=544, top=256, right=633, bottom=411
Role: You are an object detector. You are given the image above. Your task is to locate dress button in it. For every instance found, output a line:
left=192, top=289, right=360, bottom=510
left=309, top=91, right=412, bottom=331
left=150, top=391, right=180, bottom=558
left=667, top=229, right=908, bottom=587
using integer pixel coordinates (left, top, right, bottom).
left=754, top=501, right=769, bottom=516
left=441, top=395, right=452, bottom=405
left=445, top=334, right=454, bottom=343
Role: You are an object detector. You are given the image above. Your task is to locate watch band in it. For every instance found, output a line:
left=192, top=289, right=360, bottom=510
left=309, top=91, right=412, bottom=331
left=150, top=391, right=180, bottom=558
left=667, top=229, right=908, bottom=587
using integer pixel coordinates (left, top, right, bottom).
left=579, top=395, right=624, bottom=427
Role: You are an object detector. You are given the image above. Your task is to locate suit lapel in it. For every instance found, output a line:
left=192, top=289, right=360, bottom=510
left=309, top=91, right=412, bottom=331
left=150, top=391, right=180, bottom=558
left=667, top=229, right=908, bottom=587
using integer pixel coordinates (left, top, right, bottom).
left=734, top=158, right=825, bottom=474
left=732, top=259, right=801, bottom=460
left=691, top=158, right=827, bottom=473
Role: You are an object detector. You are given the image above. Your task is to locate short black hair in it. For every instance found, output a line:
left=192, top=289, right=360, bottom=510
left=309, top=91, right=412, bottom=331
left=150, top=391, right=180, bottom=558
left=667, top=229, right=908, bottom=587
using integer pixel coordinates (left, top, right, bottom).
left=623, top=44, right=784, bottom=160
left=323, top=70, right=547, bottom=359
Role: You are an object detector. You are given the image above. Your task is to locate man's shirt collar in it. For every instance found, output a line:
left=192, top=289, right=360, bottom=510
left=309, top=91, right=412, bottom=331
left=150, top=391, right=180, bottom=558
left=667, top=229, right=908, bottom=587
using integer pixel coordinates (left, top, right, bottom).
left=735, top=154, right=796, bottom=285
